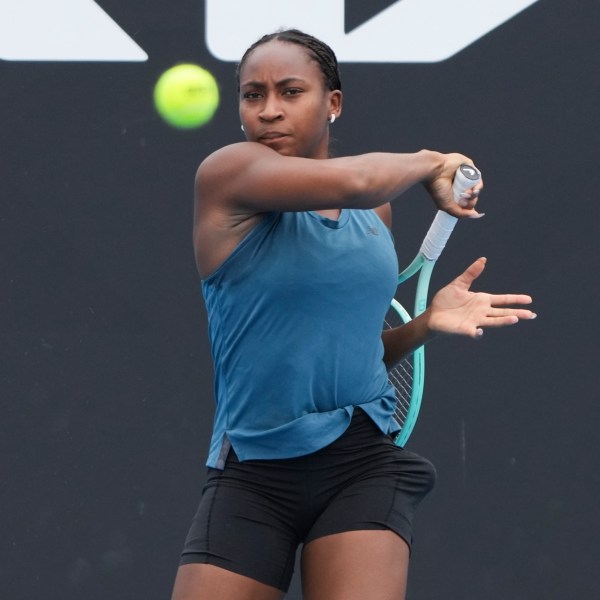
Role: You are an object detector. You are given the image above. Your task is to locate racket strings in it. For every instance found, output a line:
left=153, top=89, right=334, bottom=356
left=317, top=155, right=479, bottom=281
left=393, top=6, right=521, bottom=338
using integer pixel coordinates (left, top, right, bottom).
left=383, top=312, right=414, bottom=431
left=389, top=359, right=413, bottom=426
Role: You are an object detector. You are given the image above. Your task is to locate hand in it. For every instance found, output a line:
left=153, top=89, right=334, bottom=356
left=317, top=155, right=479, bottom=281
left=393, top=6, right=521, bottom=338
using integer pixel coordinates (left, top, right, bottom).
left=428, top=258, right=536, bottom=338
left=424, top=153, right=484, bottom=219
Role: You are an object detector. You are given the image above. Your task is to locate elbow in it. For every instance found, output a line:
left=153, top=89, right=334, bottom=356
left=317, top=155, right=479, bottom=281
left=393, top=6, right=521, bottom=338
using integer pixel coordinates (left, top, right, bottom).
left=343, top=166, right=378, bottom=207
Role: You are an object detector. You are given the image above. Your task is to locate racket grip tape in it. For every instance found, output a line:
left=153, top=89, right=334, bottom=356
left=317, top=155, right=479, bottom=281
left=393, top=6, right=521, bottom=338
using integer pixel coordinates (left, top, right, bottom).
left=419, top=164, right=482, bottom=261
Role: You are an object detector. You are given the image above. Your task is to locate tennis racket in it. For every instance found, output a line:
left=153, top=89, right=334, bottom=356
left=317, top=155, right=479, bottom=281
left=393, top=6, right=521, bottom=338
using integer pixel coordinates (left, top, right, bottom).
left=386, top=163, right=481, bottom=446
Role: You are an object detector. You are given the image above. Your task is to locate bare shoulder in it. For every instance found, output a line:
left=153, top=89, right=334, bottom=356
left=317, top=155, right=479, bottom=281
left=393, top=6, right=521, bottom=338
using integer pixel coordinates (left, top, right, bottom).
left=197, top=141, right=251, bottom=174
left=194, top=140, right=287, bottom=217
left=196, top=141, right=276, bottom=194
left=193, top=142, right=269, bottom=278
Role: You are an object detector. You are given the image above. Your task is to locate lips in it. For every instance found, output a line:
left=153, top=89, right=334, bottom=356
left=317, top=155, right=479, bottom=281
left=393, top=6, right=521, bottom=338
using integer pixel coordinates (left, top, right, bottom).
left=258, top=131, right=289, bottom=141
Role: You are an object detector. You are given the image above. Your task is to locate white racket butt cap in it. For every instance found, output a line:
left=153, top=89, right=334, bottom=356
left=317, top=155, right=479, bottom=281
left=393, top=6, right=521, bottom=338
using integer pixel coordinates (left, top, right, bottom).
left=452, top=164, right=481, bottom=200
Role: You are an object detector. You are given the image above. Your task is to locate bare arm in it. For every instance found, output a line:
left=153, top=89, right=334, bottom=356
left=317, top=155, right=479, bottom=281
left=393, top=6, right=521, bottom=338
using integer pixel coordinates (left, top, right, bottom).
left=382, top=312, right=435, bottom=369
left=196, top=142, right=481, bottom=217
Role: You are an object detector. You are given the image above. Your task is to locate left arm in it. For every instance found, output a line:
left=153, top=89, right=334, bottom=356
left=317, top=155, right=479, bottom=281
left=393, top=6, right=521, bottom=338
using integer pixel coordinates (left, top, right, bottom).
left=382, top=257, right=536, bottom=369
left=382, top=311, right=435, bottom=369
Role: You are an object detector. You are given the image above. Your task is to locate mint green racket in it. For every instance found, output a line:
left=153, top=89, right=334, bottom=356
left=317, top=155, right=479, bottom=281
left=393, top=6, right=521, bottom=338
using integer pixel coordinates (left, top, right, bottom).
left=386, top=164, right=482, bottom=446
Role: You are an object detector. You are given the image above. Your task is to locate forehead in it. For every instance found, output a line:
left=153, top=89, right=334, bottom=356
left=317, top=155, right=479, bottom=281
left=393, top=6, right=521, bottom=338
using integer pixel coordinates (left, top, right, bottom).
left=239, top=40, right=322, bottom=85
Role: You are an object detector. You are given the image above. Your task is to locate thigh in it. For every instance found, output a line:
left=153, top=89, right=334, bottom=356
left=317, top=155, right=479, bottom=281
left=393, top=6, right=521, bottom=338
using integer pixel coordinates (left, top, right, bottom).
left=301, top=530, right=409, bottom=600
left=178, top=454, right=303, bottom=593
left=306, top=443, right=436, bottom=549
left=171, top=563, right=284, bottom=600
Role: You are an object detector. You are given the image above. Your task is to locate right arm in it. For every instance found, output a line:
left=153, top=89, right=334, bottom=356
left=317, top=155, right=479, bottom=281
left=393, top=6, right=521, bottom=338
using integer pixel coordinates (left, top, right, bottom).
left=196, top=141, right=481, bottom=216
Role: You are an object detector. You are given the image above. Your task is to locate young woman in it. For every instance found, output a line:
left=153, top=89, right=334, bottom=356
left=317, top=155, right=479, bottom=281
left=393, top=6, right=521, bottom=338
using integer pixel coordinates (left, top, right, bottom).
left=171, top=29, right=536, bottom=600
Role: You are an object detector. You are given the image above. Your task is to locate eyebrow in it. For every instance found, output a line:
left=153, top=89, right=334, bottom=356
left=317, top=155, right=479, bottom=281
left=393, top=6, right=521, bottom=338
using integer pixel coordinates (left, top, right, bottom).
left=240, top=77, right=308, bottom=89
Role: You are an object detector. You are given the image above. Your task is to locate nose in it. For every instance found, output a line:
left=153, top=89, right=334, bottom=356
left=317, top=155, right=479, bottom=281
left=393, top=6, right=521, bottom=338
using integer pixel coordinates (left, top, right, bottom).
left=259, top=93, right=283, bottom=122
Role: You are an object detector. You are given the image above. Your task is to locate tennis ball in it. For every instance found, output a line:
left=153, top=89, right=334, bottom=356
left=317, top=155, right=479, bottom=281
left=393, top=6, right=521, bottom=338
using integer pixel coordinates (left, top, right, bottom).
left=154, top=64, right=219, bottom=129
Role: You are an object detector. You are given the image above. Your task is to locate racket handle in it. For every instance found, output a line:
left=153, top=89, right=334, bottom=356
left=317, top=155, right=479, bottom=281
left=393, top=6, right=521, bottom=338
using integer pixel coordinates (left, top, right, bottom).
left=419, top=164, right=481, bottom=261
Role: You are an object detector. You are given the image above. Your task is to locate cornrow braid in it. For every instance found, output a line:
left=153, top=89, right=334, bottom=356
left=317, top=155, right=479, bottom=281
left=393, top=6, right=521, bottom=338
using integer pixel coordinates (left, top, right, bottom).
left=236, top=29, right=342, bottom=92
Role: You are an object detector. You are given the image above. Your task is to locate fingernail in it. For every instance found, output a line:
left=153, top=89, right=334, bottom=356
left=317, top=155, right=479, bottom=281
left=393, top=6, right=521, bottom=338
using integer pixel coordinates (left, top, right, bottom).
left=469, top=212, right=485, bottom=219
left=458, top=199, right=469, bottom=207
left=460, top=192, right=470, bottom=199
left=530, top=313, right=537, bottom=319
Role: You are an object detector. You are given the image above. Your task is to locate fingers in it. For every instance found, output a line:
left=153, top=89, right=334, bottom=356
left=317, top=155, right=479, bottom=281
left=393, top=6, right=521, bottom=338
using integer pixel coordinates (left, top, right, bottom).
left=430, top=155, right=485, bottom=219
left=486, top=306, right=536, bottom=319
left=445, top=190, right=484, bottom=218
left=456, top=175, right=484, bottom=216
left=453, top=205, right=485, bottom=219
left=454, top=264, right=534, bottom=309
left=488, top=293, right=534, bottom=307
left=457, top=183, right=483, bottom=208
left=471, top=303, right=537, bottom=339
left=432, top=258, right=537, bottom=340
left=453, top=257, right=487, bottom=290
left=482, top=312, right=536, bottom=327
left=479, top=295, right=537, bottom=325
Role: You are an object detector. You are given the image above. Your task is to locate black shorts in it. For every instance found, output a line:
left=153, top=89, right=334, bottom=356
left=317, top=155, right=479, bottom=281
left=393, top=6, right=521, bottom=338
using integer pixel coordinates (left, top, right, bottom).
left=179, top=409, right=436, bottom=592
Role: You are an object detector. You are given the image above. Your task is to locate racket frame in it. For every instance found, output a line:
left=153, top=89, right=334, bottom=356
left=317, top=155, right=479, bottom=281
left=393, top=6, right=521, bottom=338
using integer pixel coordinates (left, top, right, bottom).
left=391, top=256, right=434, bottom=446
left=389, top=163, right=481, bottom=445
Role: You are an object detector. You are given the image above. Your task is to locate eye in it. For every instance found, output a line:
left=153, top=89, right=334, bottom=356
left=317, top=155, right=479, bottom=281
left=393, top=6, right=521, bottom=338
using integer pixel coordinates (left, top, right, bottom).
left=283, top=88, right=303, bottom=96
left=242, top=91, right=263, bottom=100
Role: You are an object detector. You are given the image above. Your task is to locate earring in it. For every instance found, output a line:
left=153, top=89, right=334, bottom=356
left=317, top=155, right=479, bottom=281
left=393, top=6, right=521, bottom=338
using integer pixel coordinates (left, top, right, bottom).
left=329, top=114, right=336, bottom=124
left=241, top=124, right=245, bottom=132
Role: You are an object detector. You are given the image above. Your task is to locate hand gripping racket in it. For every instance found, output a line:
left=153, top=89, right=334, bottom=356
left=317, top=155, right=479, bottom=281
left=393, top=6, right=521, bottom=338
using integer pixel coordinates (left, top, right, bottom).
left=385, top=164, right=482, bottom=446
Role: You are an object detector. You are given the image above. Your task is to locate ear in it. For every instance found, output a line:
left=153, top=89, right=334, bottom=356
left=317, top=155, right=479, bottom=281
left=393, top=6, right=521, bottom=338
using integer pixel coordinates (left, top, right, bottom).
left=328, top=90, right=343, bottom=120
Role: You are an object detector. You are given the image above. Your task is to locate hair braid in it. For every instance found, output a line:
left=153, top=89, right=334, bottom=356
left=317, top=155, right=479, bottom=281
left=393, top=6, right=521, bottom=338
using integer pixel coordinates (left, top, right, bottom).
left=236, top=29, right=342, bottom=92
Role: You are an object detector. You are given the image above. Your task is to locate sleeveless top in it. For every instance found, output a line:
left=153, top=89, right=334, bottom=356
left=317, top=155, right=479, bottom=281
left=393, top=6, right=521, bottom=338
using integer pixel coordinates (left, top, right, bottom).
left=201, top=209, right=399, bottom=468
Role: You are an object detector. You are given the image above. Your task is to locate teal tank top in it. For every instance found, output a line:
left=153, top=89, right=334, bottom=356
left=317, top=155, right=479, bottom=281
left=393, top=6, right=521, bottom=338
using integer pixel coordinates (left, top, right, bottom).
left=201, top=209, right=399, bottom=468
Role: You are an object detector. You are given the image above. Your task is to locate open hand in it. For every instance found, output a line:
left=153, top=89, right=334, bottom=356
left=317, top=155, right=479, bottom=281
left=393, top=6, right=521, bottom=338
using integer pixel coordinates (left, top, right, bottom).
left=429, top=258, right=536, bottom=338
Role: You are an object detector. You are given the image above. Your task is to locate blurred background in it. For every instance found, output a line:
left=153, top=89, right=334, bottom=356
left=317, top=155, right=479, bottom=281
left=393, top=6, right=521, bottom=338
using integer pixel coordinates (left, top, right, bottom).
left=2, top=1, right=598, bottom=598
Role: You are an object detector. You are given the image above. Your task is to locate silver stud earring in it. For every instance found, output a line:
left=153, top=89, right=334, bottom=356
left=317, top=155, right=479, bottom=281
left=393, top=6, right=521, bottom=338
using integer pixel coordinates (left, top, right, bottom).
left=329, top=114, right=336, bottom=124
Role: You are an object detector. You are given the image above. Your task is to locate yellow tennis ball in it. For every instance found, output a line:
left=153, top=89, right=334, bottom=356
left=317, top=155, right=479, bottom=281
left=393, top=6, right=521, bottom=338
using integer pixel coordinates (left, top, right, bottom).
left=154, top=64, right=219, bottom=129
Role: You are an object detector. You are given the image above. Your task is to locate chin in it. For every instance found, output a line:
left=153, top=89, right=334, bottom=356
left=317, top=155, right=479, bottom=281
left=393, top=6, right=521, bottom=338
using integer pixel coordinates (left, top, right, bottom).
left=259, top=140, right=296, bottom=156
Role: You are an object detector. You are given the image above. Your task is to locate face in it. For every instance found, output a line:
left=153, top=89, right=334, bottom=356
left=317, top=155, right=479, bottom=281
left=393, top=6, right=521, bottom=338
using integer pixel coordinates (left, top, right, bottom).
left=238, top=40, right=342, bottom=159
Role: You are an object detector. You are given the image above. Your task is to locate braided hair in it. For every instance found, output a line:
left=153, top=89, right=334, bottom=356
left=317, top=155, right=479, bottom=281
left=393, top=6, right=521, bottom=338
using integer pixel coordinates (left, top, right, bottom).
left=236, top=29, right=342, bottom=92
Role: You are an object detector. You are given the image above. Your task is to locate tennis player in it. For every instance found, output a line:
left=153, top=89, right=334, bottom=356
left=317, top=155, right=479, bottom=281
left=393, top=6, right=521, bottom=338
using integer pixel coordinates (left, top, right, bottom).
left=171, top=29, right=536, bottom=600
